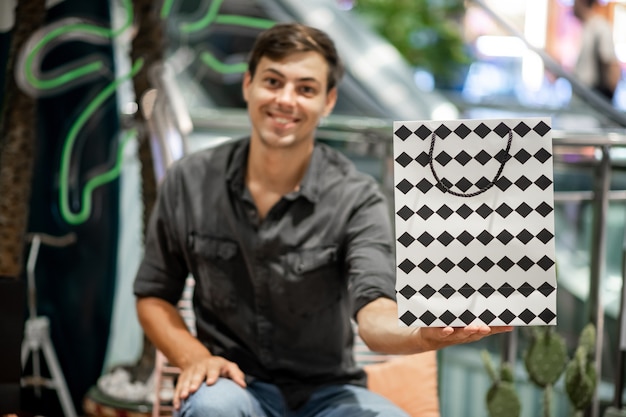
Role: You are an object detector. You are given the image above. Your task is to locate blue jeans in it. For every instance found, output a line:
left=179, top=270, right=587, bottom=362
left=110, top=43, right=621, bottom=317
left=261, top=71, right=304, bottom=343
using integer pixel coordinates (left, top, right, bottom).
left=176, top=377, right=410, bottom=417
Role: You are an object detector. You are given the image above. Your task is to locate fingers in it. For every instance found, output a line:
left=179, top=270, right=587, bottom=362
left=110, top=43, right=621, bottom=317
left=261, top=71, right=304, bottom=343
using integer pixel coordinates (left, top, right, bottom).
left=439, top=326, right=455, bottom=337
left=456, top=325, right=513, bottom=339
left=224, top=362, right=247, bottom=388
left=172, top=356, right=246, bottom=410
left=420, top=325, right=514, bottom=350
left=205, top=366, right=221, bottom=385
left=173, top=374, right=189, bottom=410
left=174, top=370, right=205, bottom=410
left=489, top=326, right=514, bottom=334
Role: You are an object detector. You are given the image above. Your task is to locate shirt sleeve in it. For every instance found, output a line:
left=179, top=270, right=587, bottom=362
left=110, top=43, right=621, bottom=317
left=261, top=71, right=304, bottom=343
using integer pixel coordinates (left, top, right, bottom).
left=597, top=21, right=617, bottom=64
left=133, top=165, right=189, bottom=305
left=344, top=177, right=397, bottom=318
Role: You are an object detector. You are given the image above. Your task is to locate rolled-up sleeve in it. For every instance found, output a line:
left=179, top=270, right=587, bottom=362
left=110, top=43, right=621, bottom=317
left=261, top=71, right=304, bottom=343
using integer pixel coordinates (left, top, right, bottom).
left=345, top=180, right=397, bottom=318
left=133, top=166, right=189, bottom=306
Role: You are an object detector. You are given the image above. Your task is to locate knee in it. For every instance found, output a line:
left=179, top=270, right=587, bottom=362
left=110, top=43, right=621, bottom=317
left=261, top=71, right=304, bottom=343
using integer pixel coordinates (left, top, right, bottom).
left=177, top=378, right=251, bottom=417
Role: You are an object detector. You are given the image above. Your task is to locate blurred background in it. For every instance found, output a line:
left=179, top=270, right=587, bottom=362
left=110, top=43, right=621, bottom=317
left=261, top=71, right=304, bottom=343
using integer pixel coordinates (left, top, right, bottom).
left=2, top=0, right=626, bottom=416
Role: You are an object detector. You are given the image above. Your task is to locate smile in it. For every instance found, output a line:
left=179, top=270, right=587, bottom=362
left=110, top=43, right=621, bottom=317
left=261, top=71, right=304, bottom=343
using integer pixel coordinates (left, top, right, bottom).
left=269, top=112, right=299, bottom=127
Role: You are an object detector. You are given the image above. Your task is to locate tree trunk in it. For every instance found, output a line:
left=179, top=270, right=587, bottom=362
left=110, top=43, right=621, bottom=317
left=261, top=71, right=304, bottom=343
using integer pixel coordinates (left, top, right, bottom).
left=128, top=0, right=166, bottom=382
left=0, top=0, right=46, bottom=279
left=0, top=1, right=46, bottom=412
left=132, top=0, right=164, bottom=231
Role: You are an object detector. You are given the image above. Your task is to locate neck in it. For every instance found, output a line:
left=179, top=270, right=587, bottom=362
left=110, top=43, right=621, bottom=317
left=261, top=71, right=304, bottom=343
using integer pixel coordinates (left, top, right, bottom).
left=246, top=140, right=313, bottom=196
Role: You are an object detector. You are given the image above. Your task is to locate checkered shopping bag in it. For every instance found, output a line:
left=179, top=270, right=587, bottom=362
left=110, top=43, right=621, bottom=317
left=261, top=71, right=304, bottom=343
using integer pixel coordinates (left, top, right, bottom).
left=393, top=118, right=556, bottom=327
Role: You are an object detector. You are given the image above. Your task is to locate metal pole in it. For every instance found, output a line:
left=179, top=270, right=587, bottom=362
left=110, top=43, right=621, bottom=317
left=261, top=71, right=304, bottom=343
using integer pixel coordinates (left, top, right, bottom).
left=587, top=145, right=611, bottom=417
left=604, top=209, right=626, bottom=414
left=613, top=212, right=626, bottom=409
left=21, top=232, right=77, bottom=417
left=25, top=234, right=41, bottom=321
left=501, top=328, right=517, bottom=367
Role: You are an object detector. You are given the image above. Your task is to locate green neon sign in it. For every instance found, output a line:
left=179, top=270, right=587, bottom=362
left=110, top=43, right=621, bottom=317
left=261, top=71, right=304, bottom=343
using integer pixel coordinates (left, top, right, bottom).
left=179, top=0, right=274, bottom=33
left=19, top=0, right=275, bottom=225
left=58, top=60, right=143, bottom=225
left=22, top=0, right=133, bottom=93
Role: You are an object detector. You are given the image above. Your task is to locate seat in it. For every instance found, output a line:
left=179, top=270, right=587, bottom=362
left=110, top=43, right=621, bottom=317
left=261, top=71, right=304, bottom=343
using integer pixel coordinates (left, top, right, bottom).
left=364, top=351, right=440, bottom=417
left=354, top=330, right=440, bottom=417
left=151, top=350, right=178, bottom=417
left=151, top=278, right=195, bottom=417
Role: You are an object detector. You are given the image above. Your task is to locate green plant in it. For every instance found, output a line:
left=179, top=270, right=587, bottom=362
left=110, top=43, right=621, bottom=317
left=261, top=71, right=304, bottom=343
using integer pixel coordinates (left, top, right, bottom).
left=482, top=350, right=522, bottom=417
left=353, top=0, right=470, bottom=85
left=564, top=323, right=597, bottom=416
left=483, top=324, right=599, bottom=417
left=524, top=327, right=568, bottom=417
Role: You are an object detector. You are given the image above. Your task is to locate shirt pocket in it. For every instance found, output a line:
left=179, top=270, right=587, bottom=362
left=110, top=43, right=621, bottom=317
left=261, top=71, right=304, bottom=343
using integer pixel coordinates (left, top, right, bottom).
left=280, top=245, right=343, bottom=317
left=189, top=233, right=238, bottom=311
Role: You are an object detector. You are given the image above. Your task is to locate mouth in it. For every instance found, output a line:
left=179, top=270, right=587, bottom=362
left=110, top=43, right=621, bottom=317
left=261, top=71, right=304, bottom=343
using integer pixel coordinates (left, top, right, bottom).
left=274, top=116, right=293, bottom=124
left=269, top=111, right=299, bottom=128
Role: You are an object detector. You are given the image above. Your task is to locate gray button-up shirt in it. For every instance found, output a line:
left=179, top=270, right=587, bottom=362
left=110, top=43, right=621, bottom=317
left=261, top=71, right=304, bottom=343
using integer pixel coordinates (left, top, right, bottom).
left=134, top=138, right=396, bottom=409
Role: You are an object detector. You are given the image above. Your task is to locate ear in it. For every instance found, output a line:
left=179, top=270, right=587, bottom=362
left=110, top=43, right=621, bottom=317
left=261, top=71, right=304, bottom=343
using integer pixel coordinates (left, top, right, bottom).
left=242, top=71, right=252, bottom=102
left=322, top=87, right=338, bottom=117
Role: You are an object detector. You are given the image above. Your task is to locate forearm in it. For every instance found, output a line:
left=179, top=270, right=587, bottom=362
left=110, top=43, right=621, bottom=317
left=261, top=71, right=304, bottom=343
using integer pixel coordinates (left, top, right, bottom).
left=136, top=296, right=212, bottom=369
left=356, top=297, right=429, bottom=355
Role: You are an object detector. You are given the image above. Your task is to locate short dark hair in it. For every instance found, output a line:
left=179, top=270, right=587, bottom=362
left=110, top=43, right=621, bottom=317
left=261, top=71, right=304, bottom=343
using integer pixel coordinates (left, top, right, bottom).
left=247, top=23, right=344, bottom=92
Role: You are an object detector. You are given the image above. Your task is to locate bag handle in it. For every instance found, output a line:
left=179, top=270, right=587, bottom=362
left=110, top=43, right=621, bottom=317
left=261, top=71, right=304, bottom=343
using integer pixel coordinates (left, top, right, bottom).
left=428, top=129, right=513, bottom=197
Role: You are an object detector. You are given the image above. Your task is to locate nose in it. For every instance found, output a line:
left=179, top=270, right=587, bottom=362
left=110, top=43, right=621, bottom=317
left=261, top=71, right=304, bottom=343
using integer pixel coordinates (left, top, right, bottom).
left=276, top=84, right=296, bottom=107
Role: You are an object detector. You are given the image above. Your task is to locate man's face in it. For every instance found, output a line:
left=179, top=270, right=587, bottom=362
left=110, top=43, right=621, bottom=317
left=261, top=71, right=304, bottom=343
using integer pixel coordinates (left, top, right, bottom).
left=242, top=51, right=337, bottom=150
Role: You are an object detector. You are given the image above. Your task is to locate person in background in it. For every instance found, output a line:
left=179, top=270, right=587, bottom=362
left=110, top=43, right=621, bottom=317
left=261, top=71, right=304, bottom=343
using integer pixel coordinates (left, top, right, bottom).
left=133, top=22, right=512, bottom=417
left=573, top=0, right=621, bottom=101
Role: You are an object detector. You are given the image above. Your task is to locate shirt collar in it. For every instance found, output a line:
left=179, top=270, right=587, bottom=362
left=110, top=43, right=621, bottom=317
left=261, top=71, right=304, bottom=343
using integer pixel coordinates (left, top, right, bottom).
left=226, top=138, right=323, bottom=204
left=225, top=138, right=249, bottom=194
left=294, top=144, right=322, bottom=203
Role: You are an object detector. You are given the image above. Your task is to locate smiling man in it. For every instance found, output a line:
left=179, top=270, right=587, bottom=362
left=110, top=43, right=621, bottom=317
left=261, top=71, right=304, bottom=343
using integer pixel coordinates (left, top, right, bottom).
left=133, top=23, right=511, bottom=417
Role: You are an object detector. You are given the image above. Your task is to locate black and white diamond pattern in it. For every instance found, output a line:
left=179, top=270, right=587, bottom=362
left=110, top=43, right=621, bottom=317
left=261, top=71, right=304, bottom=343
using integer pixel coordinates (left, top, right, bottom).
left=399, top=307, right=556, bottom=326
left=401, top=227, right=554, bottom=248
left=393, top=118, right=557, bottom=327
left=398, top=281, right=555, bottom=301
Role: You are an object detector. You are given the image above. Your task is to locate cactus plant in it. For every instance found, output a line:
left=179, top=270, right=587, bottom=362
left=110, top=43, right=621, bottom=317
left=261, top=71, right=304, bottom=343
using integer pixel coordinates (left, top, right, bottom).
left=482, top=350, right=522, bottom=417
left=523, top=327, right=568, bottom=417
left=483, top=324, right=599, bottom=417
left=565, top=323, right=597, bottom=416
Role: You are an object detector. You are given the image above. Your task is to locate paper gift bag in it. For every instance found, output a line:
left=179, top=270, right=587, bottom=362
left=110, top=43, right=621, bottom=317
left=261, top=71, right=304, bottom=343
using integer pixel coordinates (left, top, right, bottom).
left=393, top=118, right=556, bottom=327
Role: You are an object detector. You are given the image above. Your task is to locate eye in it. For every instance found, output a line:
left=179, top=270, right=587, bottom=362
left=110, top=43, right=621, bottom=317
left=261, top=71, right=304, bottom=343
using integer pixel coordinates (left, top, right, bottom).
left=263, top=77, right=281, bottom=88
left=299, top=85, right=317, bottom=96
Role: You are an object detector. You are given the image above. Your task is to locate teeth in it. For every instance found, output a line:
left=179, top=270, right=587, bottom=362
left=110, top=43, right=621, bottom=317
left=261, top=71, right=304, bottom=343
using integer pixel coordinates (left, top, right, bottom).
left=275, top=117, right=291, bottom=124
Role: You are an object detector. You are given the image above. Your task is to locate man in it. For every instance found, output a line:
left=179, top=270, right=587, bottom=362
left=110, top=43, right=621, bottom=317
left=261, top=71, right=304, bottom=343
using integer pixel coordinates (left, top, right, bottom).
left=134, top=22, right=512, bottom=416
left=573, top=0, right=621, bottom=101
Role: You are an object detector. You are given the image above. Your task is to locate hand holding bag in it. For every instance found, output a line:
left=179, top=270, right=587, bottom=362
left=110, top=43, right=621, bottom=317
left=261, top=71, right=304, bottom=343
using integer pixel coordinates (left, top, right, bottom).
left=393, top=118, right=557, bottom=327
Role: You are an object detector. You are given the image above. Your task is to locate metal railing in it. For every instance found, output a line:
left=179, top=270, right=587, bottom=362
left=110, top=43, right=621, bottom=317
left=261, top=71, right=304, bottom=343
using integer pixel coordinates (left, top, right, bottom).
left=146, top=50, right=626, bottom=415
left=194, top=113, right=626, bottom=415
